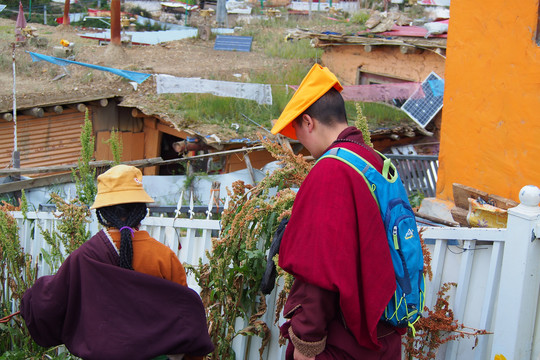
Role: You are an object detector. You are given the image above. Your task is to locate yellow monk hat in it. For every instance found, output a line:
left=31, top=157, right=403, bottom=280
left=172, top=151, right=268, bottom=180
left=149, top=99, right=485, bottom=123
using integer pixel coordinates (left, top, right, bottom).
left=90, top=165, right=155, bottom=209
left=271, top=64, right=343, bottom=139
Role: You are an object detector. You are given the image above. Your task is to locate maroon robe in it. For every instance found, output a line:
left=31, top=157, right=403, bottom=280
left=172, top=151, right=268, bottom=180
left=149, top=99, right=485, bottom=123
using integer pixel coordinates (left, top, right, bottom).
left=279, top=127, right=401, bottom=358
left=20, top=230, right=214, bottom=360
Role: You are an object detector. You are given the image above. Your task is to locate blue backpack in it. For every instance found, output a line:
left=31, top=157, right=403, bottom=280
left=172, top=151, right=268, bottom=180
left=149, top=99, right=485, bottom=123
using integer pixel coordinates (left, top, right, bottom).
left=319, top=147, right=425, bottom=331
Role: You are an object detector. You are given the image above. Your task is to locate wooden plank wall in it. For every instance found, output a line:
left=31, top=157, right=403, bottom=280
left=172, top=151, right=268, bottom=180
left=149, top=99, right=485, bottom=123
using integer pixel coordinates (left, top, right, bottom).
left=95, top=131, right=145, bottom=162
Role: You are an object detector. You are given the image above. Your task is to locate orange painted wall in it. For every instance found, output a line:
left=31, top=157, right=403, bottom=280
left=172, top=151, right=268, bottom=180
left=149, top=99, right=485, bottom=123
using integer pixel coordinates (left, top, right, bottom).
left=322, top=45, right=445, bottom=84
left=436, top=0, right=540, bottom=202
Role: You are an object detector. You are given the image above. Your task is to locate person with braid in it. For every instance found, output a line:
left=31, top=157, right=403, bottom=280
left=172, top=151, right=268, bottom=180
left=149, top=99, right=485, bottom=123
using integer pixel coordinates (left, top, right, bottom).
left=20, top=165, right=214, bottom=360
left=95, top=202, right=187, bottom=285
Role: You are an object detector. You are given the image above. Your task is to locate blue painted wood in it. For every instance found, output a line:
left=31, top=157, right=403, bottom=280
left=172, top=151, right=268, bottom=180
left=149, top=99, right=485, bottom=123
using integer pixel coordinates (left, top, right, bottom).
left=214, top=35, right=253, bottom=52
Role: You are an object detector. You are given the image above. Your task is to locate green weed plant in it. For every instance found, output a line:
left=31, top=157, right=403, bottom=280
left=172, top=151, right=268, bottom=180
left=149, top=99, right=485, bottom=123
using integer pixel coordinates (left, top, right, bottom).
left=72, top=110, right=97, bottom=207
left=105, top=129, right=123, bottom=165
left=186, top=136, right=310, bottom=359
left=0, top=193, right=82, bottom=359
left=40, top=193, right=91, bottom=273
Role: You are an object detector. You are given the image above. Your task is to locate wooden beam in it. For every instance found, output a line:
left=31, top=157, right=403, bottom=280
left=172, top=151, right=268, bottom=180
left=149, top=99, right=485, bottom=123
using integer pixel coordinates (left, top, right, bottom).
left=0, top=173, right=73, bottom=194
left=400, top=45, right=422, bottom=54
left=90, top=99, right=109, bottom=107
left=73, top=103, right=87, bottom=112
left=2, top=113, right=13, bottom=121
left=22, top=107, right=44, bottom=118
left=45, top=105, right=63, bottom=114
left=0, top=157, right=163, bottom=176
left=132, top=108, right=148, bottom=118
left=0, top=146, right=267, bottom=177
left=156, top=122, right=191, bottom=139
left=414, top=209, right=460, bottom=227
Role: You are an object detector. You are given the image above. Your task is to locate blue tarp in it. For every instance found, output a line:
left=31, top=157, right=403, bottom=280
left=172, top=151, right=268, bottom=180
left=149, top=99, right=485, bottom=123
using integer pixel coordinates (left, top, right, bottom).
left=27, top=51, right=152, bottom=84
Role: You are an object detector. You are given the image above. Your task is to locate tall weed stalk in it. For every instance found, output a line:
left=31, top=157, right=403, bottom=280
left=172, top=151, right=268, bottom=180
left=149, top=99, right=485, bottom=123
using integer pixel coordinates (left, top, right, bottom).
left=73, top=109, right=97, bottom=207
left=106, top=129, right=123, bottom=165
left=40, top=194, right=91, bottom=273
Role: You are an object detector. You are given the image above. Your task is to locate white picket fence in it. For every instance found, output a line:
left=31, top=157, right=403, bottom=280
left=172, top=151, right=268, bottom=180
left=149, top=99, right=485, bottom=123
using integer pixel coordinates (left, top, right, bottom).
left=9, top=185, right=540, bottom=360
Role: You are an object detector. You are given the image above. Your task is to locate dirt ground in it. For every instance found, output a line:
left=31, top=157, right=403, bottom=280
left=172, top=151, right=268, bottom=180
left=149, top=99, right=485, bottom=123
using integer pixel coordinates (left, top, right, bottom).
left=0, top=14, right=302, bottom=119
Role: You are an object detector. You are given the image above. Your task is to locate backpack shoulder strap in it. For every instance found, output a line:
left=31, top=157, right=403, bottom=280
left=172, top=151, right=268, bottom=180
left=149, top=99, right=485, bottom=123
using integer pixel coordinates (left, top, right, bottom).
left=321, top=147, right=399, bottom=183
left=318, top=147, right=380, bottom=207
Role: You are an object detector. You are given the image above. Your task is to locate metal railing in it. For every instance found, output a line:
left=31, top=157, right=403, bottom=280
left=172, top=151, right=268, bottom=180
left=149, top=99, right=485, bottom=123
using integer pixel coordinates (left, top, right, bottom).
left=387, top=154, right=439, bottom=198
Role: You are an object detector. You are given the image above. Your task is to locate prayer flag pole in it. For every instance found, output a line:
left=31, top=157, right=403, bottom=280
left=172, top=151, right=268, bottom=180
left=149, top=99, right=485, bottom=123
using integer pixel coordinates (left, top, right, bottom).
left=12, top=43, right=20, bottom=173
left=110, top=0, right=121, bottom=45
left=62, top=0, right=70, bottom=26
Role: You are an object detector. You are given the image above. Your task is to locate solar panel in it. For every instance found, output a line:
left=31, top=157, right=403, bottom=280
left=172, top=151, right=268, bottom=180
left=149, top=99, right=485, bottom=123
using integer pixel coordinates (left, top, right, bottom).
left=401, top=72, right=444, bottom=128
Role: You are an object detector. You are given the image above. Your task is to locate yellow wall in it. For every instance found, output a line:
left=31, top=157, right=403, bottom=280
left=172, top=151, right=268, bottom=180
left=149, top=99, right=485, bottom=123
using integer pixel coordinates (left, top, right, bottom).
left=436, top=0, right=540, bottom=202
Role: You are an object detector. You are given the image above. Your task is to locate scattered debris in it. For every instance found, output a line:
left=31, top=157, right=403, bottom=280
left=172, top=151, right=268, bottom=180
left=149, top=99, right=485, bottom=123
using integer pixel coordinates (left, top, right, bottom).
left=423, top=21, right=448, bottom=38
left=451, top=183, right=518, bottom=227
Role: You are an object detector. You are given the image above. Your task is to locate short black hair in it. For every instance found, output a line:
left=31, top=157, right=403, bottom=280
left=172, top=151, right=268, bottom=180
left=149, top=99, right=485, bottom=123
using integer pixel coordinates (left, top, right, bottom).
left=300, top=87, right=348, bottom=127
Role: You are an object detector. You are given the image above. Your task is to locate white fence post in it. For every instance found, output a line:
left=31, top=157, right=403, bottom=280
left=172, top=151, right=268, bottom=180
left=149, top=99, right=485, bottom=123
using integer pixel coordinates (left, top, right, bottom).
left=490, top=185, right=540, bottom=360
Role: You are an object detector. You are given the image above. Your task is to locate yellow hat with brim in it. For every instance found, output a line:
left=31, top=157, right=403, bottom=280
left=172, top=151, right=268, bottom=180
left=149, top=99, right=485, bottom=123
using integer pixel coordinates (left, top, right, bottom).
left=271, top=64, right=343, bottom=140
left=90, top=165, right=155, bottom=209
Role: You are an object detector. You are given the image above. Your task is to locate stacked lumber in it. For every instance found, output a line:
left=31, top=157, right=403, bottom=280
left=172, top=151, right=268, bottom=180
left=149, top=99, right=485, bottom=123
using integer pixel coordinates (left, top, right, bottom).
left=451, top=183, right=518, bottom=227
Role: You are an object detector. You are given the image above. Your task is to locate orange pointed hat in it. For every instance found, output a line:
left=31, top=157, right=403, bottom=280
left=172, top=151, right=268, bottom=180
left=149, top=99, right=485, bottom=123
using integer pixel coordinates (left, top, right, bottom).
left=271, top=64, right=343, bottom=140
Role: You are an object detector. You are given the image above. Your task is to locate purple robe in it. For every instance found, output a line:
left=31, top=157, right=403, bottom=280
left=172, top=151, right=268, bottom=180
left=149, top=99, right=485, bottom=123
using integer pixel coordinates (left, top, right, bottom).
left=20, top=230, right=214, bottom=360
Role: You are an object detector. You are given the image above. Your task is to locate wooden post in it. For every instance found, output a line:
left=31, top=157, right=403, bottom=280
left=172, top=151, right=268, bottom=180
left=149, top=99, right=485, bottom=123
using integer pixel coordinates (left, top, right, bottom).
left=243, top=149, right=256, bottom=185
left=143, top=118, right=161, bottom=175
left=110, top=0, right=121, bottom=46
left=62, top=0, right=70, bottom=26
left=490, top=185, right=540, bottom=359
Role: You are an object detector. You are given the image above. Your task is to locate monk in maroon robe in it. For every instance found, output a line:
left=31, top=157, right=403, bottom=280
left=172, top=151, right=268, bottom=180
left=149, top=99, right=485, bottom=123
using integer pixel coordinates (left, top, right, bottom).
left=271, top=64, right=403, bottom=359
left=20, top=230, right=214, bottom=360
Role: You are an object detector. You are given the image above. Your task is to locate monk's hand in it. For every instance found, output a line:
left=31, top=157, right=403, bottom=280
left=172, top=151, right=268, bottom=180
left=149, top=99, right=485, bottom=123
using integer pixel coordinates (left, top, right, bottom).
left=293, top=348, right=315, bottom=360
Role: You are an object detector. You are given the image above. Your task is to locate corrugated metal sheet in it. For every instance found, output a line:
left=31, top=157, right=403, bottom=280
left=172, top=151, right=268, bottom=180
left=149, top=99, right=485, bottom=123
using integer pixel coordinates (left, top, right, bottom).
left=0, top=108, right=87, bottom=171
left=214, top=35, right=253, bottom=52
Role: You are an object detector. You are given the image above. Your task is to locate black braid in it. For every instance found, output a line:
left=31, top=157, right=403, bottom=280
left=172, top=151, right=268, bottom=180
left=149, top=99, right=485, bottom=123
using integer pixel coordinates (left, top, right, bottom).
left=96, top=203, right=148, bottom=270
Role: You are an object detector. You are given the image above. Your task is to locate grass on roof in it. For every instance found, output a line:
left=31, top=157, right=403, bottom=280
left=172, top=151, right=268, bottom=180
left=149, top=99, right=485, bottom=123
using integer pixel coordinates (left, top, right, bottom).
left=162, top=13, right=414, bottom=135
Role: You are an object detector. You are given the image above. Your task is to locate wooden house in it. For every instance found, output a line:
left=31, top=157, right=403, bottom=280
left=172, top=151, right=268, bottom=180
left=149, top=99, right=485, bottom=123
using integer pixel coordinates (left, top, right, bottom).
left=0, top=96, right=277, bottom=185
